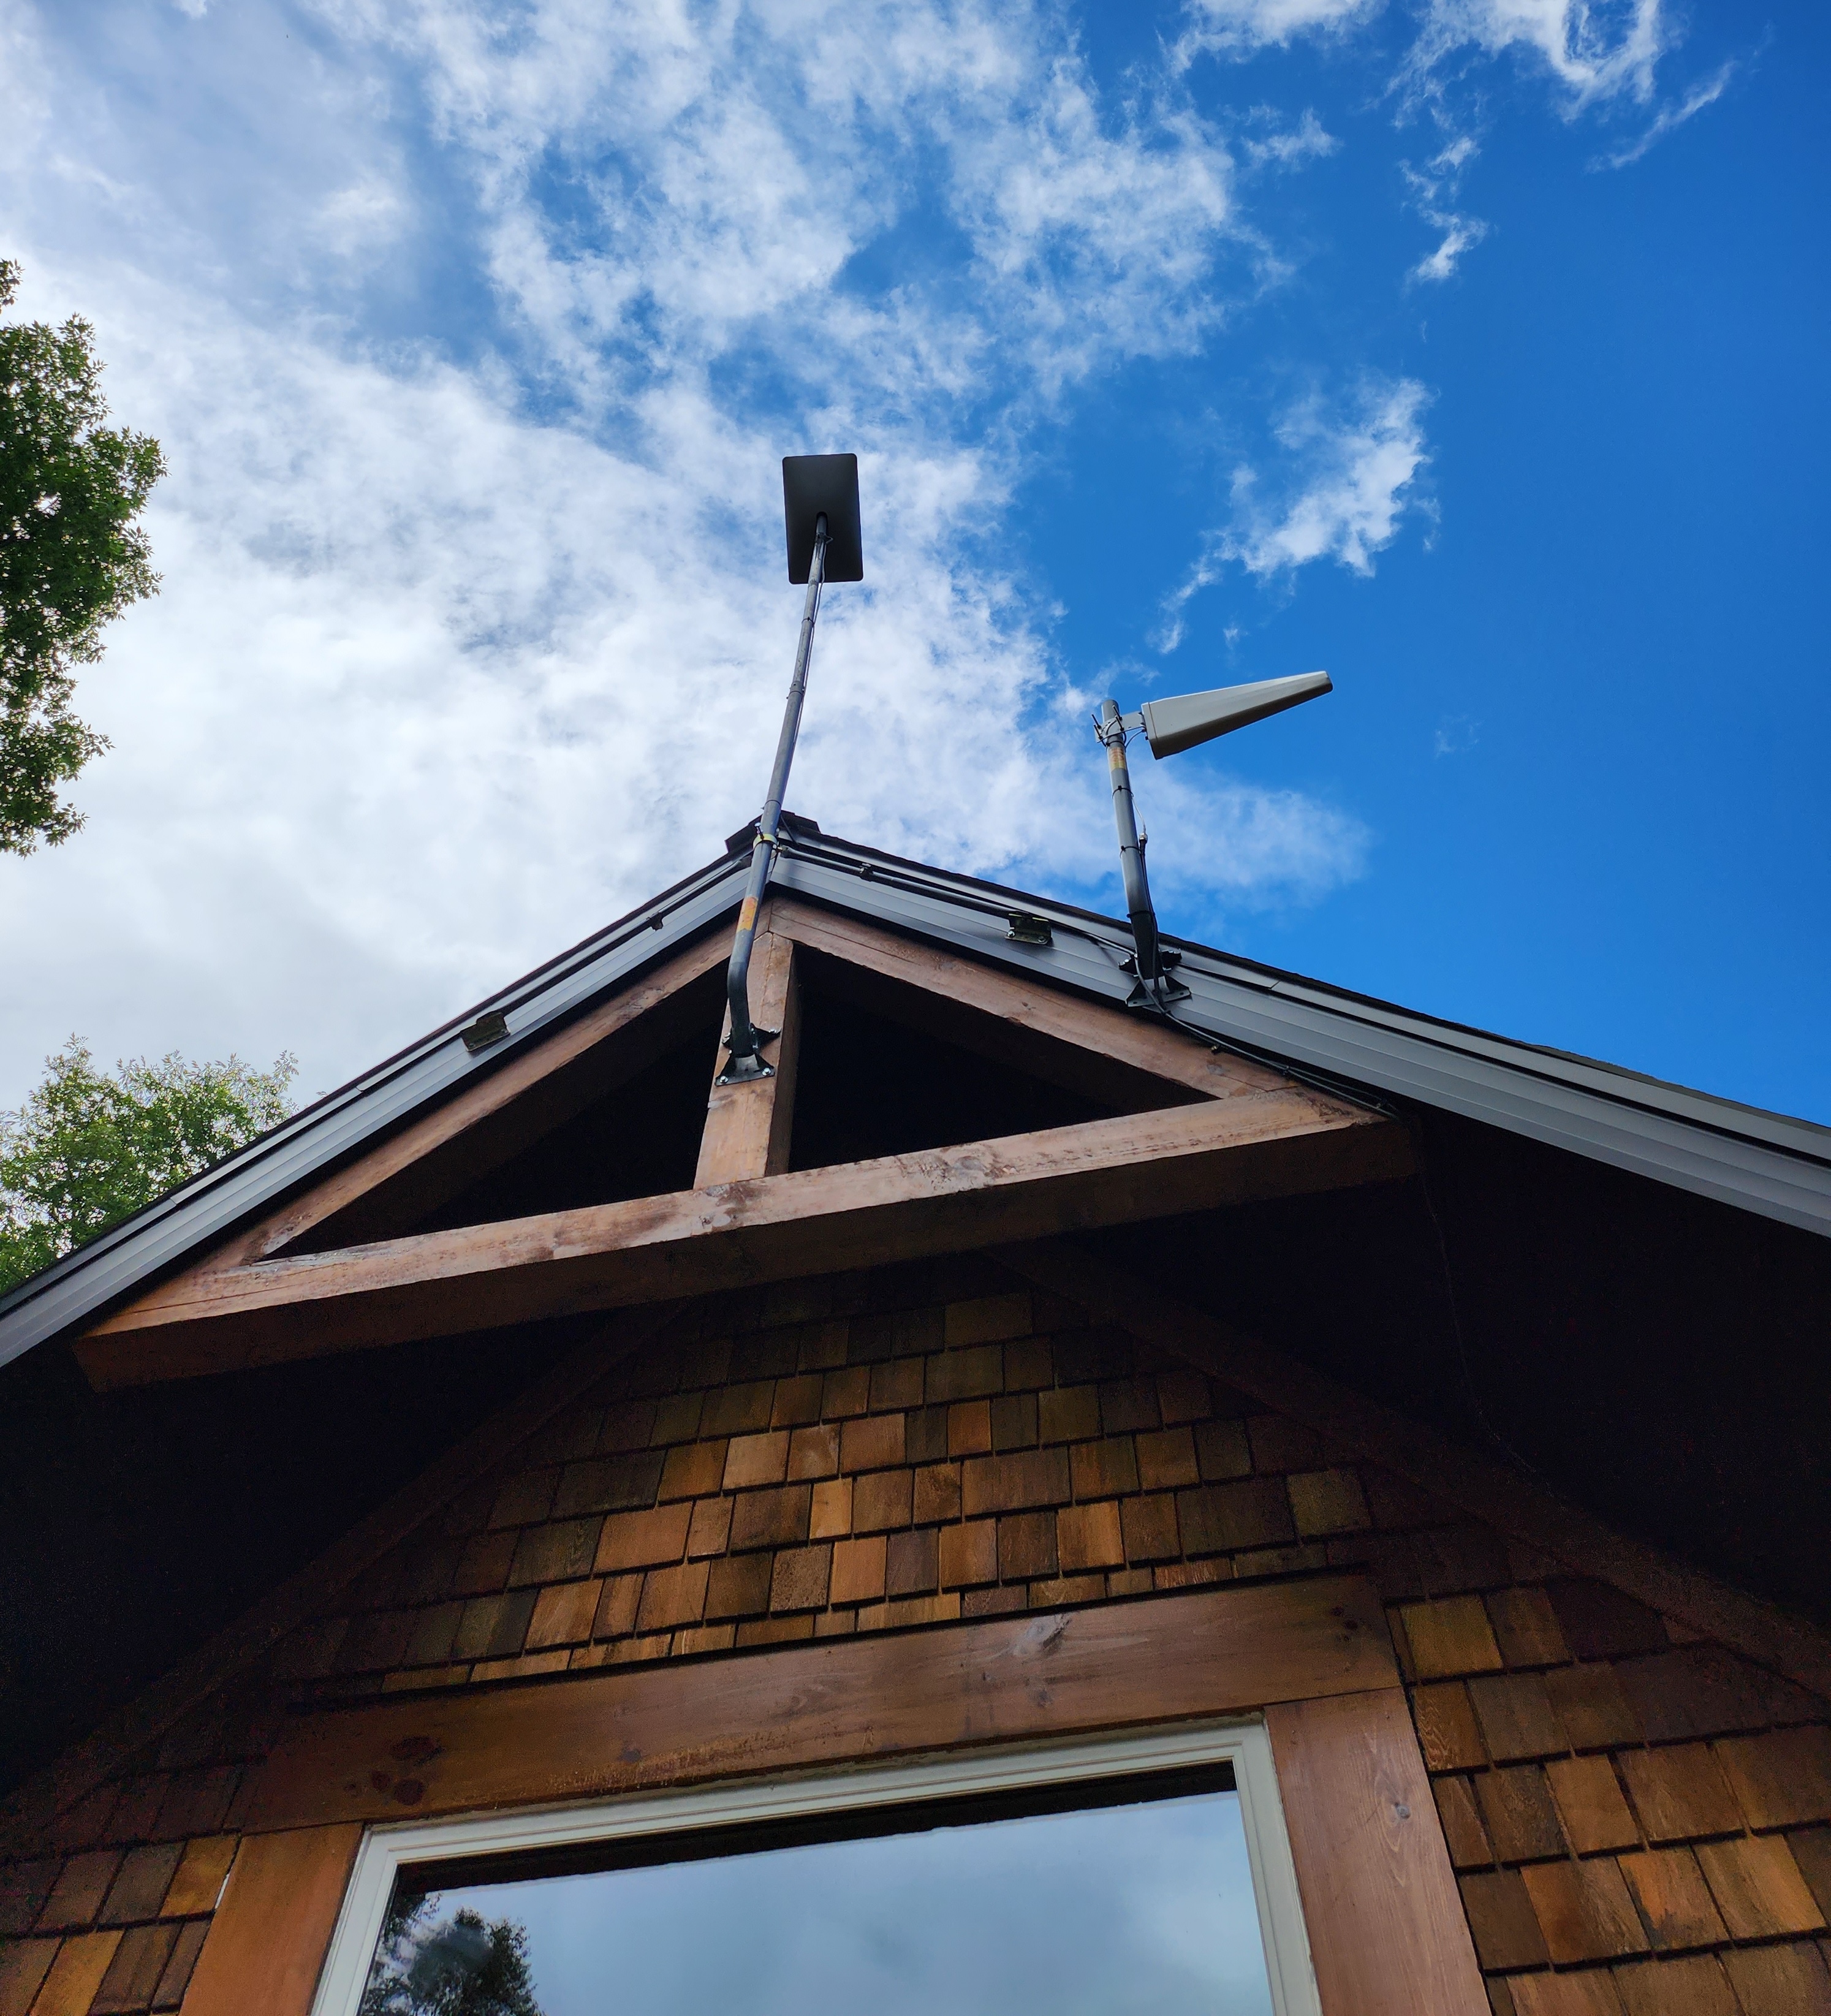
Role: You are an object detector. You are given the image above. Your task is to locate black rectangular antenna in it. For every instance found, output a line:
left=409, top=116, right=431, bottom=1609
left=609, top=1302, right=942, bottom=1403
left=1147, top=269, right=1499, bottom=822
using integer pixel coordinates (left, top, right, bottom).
left=783, top=453, right=863, bottom=583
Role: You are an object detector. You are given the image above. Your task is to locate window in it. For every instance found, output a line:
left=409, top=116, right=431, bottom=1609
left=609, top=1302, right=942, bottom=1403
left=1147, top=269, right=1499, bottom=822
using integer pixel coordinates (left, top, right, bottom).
left=314, top=1724, right=1319, bottom=2016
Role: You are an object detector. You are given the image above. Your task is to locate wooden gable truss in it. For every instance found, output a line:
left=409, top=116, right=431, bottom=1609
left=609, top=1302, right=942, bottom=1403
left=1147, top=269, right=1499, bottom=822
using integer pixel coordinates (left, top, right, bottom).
left=75, top=896, right=1414, bottom=1389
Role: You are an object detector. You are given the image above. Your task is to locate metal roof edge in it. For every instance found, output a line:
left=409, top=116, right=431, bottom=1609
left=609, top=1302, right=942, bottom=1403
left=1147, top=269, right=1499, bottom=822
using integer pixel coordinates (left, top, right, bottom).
left=0, top=848, right=752, bottom=1368
left=761, top=838, right=1831, bottom=1238
left=778, top=831, right=1831, bottom=1162
left=4, top=822, right=1825, bottom=1371
left=771, top=834, right=1831, bottom=1167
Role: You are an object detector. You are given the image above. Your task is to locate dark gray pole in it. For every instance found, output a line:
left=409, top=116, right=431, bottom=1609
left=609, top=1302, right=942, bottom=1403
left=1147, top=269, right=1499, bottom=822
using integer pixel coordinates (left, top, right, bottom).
left=1097, top=697, right=1187, bottom=1009
left=719, top=513, right=829, bottom=1082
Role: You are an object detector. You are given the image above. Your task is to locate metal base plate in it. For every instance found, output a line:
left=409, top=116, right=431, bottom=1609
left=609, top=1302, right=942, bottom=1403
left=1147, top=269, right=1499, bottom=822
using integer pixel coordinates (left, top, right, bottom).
left=1126, top=977, right=1192, bottom=1010
left=716, top=1057, right=776, bottom=1085
left=716, top=1025, right=781, bottom=1085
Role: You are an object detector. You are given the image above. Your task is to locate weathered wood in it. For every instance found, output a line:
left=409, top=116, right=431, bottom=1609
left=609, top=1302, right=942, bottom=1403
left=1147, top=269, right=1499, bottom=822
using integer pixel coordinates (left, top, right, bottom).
left=694, top=930, right=800, bottom=1187
left=1268, top=1688, right=1487, bottom=2016
left=178, top=1824, right=363, bottom=2016
left=4, top=1305, right=683, bottom=1853
left=771, top=896, right=1290, bottom=1110
left=158, top=931, right=729, bottom=1286
left=88, top=890, right=1365, bottom=1368
left=993, top=1238, right=1831, bottom=1705
left=245, top=1575, right=1394, bottom=1832
left=78, top=1094, right=1411, bottom=1385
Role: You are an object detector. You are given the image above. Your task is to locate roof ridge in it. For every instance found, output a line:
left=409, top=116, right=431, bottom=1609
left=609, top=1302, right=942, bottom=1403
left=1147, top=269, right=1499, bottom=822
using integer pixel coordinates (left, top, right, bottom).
left=4, top=824, right=1827, bottom=1368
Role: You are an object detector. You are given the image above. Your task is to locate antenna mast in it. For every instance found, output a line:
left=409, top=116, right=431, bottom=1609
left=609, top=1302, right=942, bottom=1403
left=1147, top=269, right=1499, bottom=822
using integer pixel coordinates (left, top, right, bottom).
left=719, top=454, right=864, bottom=1083
left=1095, top=669, right=1333, bottom=1010
left=1096, top=700, right=1188, bottom=1010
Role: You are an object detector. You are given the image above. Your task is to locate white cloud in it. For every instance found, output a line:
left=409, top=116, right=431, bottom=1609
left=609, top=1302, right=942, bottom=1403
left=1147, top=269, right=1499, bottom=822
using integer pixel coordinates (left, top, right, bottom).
left=1240, top=109, right=1341, bottom=172
left=1178, top=0, right=1381, bottom=61
left=0, top=0, right=1367, bottom=1108
left=1407, top=0, right=1665, bottom=110
left=1599, top=55, right=1738, bottom=167
left=1140, top=768, right=1370, bottom=908
left=1433, top=713, right=1477, bottom=755
left=1188, top=0, right=1669, bottom=110
left=1158, top=378, right=1430, bottom=647
left=360, top=0, right=1245, bottom=400
left=1396, top=4, right=1740, bottom=176
left=1244, top=381, right=1432, bottom=572
left=1183, top=0, right=1716, bottom=154
left=312, top=175, right=410, bottom=260
left=1402, top=133, right=1488, bottom=281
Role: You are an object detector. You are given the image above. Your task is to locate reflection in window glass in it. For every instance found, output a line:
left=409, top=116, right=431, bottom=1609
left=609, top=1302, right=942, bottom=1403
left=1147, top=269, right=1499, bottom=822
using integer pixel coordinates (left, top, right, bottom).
left=361, top=1779, right=1278, bottom=2016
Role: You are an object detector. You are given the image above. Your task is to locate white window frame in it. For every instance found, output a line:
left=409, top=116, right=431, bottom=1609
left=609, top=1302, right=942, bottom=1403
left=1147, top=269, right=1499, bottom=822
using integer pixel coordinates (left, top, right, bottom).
left=310, top=1717, right=1322, bottom=2016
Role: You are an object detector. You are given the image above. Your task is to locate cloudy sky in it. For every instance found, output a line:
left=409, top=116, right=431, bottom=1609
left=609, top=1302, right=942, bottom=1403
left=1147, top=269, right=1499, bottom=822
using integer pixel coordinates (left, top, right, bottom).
left=2, top=0, right=1825, bottom=1121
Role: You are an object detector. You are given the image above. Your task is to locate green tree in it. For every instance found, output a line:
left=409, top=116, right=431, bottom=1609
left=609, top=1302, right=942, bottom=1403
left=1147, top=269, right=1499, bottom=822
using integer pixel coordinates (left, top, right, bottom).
left=0, top=1040, right=295, bottom=1295
left=1, top=257, right=165, bottom=853
left=360, top=1897, right=545, bottom=2016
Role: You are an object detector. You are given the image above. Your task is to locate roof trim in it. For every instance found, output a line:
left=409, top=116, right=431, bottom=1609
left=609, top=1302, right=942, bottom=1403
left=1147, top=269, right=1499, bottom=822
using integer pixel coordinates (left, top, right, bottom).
left=4, top=821, right=1827, bottom=1370
left=766, top=834, right=1831, bottom=1227
left=0, top=846, right=752, bottom=1368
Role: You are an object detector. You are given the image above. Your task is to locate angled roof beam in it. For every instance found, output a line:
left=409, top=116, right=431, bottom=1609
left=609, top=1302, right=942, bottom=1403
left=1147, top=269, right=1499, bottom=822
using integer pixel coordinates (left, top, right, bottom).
left=991, top=1238, right=1831, bottom=1700
left=76, top=1091, right=1413, bottom=1389
left=768, top=895, right=1286, bottom=1112
left=166, top=931, right=729, bottom=1278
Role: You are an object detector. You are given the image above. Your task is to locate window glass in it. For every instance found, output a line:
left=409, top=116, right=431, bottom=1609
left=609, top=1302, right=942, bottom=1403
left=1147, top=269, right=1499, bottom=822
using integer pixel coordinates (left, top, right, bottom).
left=360, top=1774, right=1278, bottom=2016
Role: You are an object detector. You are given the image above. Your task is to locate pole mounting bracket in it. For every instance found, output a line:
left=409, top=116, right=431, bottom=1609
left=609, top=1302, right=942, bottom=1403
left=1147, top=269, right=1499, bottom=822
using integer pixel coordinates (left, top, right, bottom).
left=716, top=1026, right=779, bottom=1085
left=716, top=1054, right=776, bottom=1085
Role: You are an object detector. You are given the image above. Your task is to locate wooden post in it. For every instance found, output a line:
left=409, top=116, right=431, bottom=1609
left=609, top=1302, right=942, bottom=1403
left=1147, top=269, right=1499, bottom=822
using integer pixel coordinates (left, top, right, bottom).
left=694, top=927, right=800, bottom=1187
left=178, top=1824, right=364, bottom=2016
left=1267, top=1689, right=1488, bottom=2015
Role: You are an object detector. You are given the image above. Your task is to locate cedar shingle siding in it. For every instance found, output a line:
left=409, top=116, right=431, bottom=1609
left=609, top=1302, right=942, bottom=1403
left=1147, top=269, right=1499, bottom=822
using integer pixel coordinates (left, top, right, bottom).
left=4, top=1253, right=1830, bottom=2014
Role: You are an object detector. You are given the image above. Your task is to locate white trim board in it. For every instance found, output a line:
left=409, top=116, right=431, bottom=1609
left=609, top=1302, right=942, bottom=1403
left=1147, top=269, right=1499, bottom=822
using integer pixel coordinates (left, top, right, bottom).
left=309, top=1719, right=1322, bottom=2016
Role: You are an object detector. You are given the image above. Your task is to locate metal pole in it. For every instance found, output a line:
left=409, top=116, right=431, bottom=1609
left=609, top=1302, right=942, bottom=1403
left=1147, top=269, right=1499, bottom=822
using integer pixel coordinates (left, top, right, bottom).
left=1097, top=697, right=1188, bottom=1009
left=719, top=513, right=829, bottom=1082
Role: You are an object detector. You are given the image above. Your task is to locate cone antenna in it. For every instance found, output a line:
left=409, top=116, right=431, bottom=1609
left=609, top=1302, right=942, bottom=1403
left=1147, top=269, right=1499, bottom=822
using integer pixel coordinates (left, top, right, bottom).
left=1095, top=670, right=1333, bottom=1009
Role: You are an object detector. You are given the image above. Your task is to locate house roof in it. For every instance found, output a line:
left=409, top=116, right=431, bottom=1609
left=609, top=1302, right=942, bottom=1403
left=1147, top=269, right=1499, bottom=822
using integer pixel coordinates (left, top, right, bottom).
left=6, top=819, right=1831, bottom=1811
left=4, top=816, right=1829, bottom=1373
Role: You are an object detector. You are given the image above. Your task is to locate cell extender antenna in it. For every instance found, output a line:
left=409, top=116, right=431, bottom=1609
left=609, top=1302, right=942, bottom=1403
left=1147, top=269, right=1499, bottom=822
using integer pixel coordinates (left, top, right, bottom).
left=718, top=453, right=864, bottom=1083
left=1096, top=670, right=1333, bottom=1010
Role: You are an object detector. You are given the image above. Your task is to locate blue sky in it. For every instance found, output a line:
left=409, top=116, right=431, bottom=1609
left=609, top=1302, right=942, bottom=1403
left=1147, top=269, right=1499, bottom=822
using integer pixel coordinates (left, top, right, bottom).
left=1, top=0, right=1825, bottom=1122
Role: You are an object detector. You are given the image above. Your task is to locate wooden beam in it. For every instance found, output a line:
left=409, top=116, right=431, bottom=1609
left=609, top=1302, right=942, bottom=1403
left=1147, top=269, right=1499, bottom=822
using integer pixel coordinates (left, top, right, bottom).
left=77, top=1093, right=1411, bottom=1386
left=694, top=928, right=800, bottom=1187
left=1268, top=1689, right=1487, bottom=2016
left=89, top=892, right=1382, bottom=1379
left=771, top=895, right=1292, bottom=1112
left=244, top=1575, right=1394, bottom=1831
left=161, top=930, right=729, bottom=1284
left=225, top=1581, right=1490, bottom=2016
